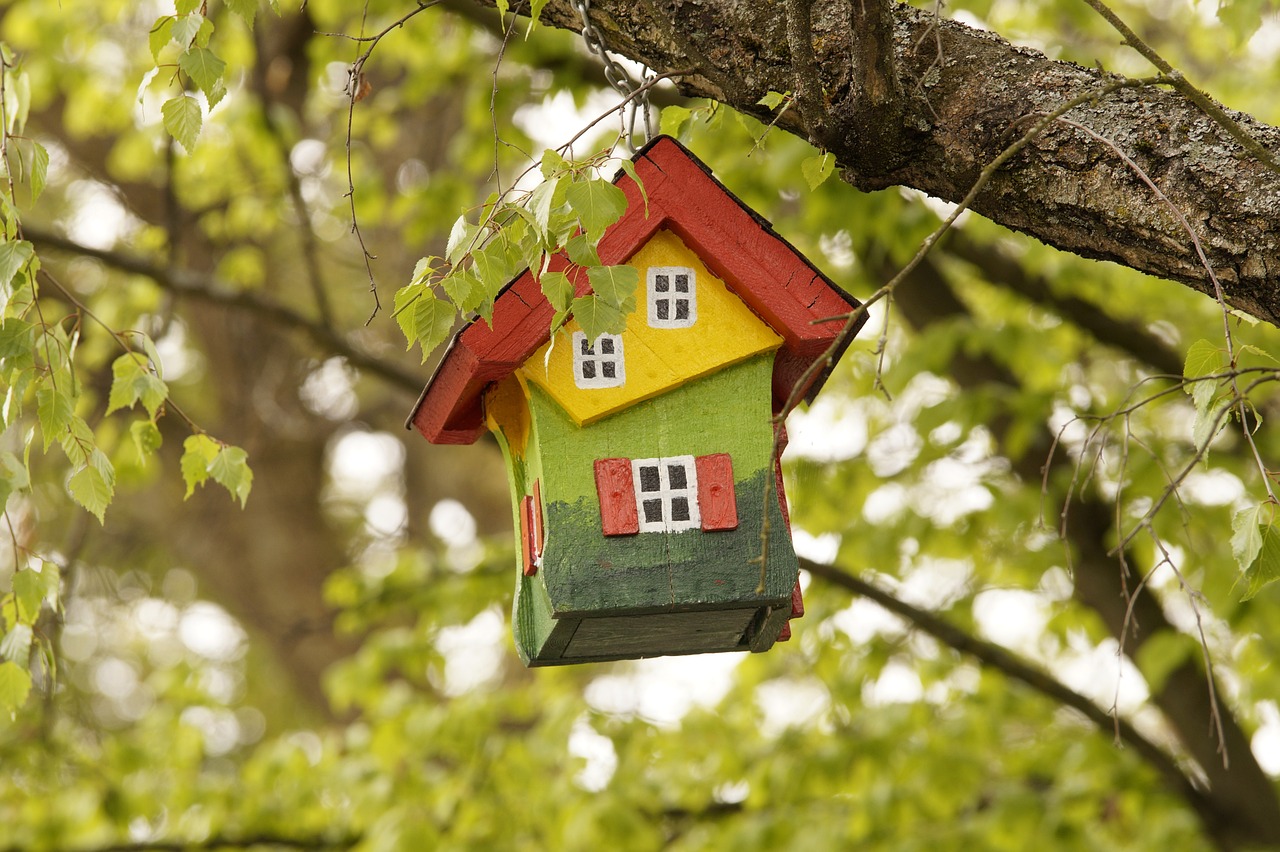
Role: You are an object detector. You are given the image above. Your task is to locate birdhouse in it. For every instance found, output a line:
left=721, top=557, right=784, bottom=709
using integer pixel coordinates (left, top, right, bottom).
left=407, top=136, right=864, bottom=665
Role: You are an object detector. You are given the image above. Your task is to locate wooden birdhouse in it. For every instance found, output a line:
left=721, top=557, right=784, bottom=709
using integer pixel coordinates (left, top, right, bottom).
left=408, top=136, right=864, bottom=665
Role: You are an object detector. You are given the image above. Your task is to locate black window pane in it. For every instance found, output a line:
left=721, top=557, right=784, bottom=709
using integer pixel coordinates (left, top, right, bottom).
left=654, top=274, right=669, bottom=292
left=675, top=300, right=689, bottom=320
left=671, top=497, right=690, bottom=521
left=599, top=337, right=614, bottom=354
left=580, top=337, right=593, bottom=355
left=602, top=361, right=615, bottom=379
left=581, top=361, right=596, bottom=379
left=643, top=499, right=663, bottom=523
left=667, top=465, right=687, bottom=489
left=639, top=465, right=660, bottom=492
left=675, top=274, right=689, bottom=293
left=656, top=300, right=669, bottom=320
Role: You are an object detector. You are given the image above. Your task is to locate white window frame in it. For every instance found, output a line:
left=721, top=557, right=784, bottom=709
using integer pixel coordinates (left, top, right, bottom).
left=572, top=331, right=625, bottom=389
left=647, top=266, right=697, bottom=329
left=632, top=455, right=700, bottom=533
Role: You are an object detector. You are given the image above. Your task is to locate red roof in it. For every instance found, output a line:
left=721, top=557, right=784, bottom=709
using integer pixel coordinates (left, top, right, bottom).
left=408, top=135, right=864, bottom=444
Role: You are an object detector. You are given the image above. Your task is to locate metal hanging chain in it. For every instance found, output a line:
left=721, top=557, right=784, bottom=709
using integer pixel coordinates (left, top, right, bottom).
left=572, top=0, right=656, bottom=150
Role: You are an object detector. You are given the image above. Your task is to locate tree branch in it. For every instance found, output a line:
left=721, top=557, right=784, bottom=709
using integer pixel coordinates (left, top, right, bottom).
left=24, top=226, right=424, bottom=396
left=800, top=557, right=1222, bottom=841
left=476, top=0, right=1280, bottom=325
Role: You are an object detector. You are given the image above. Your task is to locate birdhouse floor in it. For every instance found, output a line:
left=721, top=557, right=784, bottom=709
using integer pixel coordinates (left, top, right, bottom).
left=522, top=603, right=790, bottom=666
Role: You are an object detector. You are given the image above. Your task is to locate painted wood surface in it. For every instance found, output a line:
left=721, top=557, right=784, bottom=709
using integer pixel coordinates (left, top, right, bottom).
left=593, top=458, right=639, bottom=536
left=695, top=453, right=738, bottom=531
left=518, top=229, right=782, bottom=426
left=407, top=135, right=863, bottom=445
left=408, top=135, right=856, bottom=665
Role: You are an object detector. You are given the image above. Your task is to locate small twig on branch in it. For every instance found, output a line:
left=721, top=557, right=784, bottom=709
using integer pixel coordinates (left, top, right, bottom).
left=1080, top=0, right=1280, bottom=176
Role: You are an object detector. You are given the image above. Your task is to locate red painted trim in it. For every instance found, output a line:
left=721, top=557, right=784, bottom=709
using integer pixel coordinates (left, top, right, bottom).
left=777, top=622, right=792, bottom=642
left=407, top=135, right=864, bottom=445
left=695, top=453, right=738, bottom=531
left=520, top=494, right=536, bottom=576
left=532, top=480, right=544, bottom=561
left=790, top=580, right=805, bottom=618
left=594, top=458, right=639, bottom=536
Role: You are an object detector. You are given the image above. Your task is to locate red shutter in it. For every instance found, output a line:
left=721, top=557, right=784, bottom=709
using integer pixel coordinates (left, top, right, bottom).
left=695, top=453, right=738, bottom=531
left=532, top=480, right=544, bottom=560
left=594, top=458, right=639, bottom=536
left=520, top=494, right=537, bottom=576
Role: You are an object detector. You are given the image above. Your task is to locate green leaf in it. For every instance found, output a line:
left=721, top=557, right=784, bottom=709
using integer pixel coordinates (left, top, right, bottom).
left=0, top=240, right=33, bottom=294
left=208, top=445, right=253, bottom=508
left=12, top=564, right=55, bottom=623
left=802, top=152, right=836, bottom=190
left=409, top=256, right=438, bottom=288
left=0, top=624, right=31, bottom=666
left=27, top=141, right=48, bottom=205
left=659, top=104, right=694, bottom=138
left=1242, top=519, right=1280, bottom=600
left=224, top=0, right=258, bottom=25
left=68, top=449, right=115, bottom=524
left=565, top=234, right=601, bottom=268
left=179, top=47, right=226, bottom=99
left=1192, top=397, right=1228, bottom=450
left=526, top=176, right=563, bottom=239
left=528, top=0, right=550, bottom=27
left=0, top=451, right=28, bottom=512
left=1184, top=338, right=1225, bottom=384
left=446, top=216, right=479, bottom=265
left=162, top=95, right=203, bottom=153
left=1232, top=505, right=1265, bottom=574
left=758, top=91, right=789, bottom=110
left=130, top=420, right=163, bottom=458
left=571, top=294, right=628, bottom=342
left=175, top=0, right=201, bottom=15
left=566, top=178, right=627, bottom=239
left=149, top=16, right=176, bottom=60
left=170, top=13, right=203, bottom=46
left=540, top=148, right=568, bottom=179
left=57, top=416, right=95, bottom=466
left=36, top=384, right=73, bottom=452
left=440, top=269, right=484, bottom=314
left=540, top=270, right=574, bottom=312
left=586, top=264, right=639, bottom=309
left=0, top=660, right=30, bottom=717
left=181, top=434, right=220, bottom=498
left=395, top=287, right=455, bottom=360
left=616, top=159, right=648, bottom=215
left=107, top=353, right=169, bottom=419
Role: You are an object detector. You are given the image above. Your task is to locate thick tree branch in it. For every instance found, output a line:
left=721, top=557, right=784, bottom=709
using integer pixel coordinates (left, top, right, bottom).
left=25, top=226, right=424, bottom=396
left=482, top=0, right=1280, bottom=325
left=800, top=558, right=1220, bottom=840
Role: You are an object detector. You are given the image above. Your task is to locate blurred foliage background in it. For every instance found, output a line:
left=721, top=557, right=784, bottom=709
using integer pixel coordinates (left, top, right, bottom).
left=1, top=0, right=1280, bottom=849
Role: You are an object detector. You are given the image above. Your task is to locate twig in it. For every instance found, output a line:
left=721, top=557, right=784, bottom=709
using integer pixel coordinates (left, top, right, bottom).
left=801, top=558, right=1220, bottom=833
left=25, top=227, right=424, bottom=395
left=1080, top=0, right=1280, bottom=177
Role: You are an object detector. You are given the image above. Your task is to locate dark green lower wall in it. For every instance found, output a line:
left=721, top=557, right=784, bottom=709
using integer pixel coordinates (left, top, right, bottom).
left=511, top=468, right=798, bottom=665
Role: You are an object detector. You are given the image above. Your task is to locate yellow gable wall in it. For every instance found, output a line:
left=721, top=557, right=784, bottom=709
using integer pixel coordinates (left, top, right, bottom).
left=519, top=229, right=782, bottom=426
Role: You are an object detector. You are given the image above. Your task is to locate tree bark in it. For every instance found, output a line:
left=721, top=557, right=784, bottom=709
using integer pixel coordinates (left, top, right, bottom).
left=472, top=0, right=1280, bottom=325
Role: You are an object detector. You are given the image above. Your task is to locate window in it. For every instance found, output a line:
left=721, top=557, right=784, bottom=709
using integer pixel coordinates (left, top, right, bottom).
left=572, top=331, right=625, bottom=389
left=594, top=454, right=738, bottom=536
left=647, top=266, right=696, bottom=329
left=632, top=456, right=701, bottom=532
